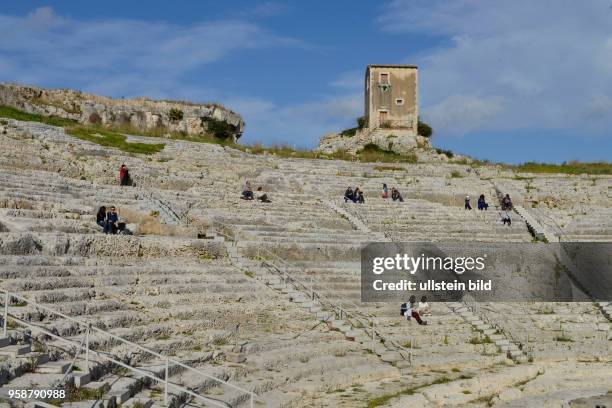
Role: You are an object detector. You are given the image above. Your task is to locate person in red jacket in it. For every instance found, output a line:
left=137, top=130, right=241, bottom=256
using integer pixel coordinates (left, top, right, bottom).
left=119, top=164, right=130, bottom=186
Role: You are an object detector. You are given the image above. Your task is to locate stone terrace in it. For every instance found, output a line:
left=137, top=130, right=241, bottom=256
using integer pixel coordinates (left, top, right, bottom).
left=0, top=117, right=610, bottom=407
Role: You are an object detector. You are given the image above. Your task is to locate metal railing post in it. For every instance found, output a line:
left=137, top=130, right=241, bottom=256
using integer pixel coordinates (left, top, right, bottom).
left=372, top=319, right=375, bottom=340
left=85, top=324, right=90, bottom=372
left=250, top=394, right=254, bottom=408
left=3, top=292, right=8, bottom=337
left=165, top=358, right=169, bottom=406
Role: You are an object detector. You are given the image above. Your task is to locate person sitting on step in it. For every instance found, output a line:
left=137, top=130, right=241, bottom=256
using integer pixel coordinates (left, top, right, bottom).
left=418, top=296, right=431, bottom=316
left=256, top=186, right=271, bottom=203
left=464, top=195, right=472, bottom=210
left=241, top=180, right=254, bottom=200
left=501, top=210, right=512, bottom=226
left=391, top=187, right=404, bottom=202
left=501, top=194, right=513, bottom=211
left=402, top=295, right=427, bottom=325
left=477, top=194, right=489, bottom=210
left=355, top=188, right=365, bottom=204
left=381, top=183, right=389, bottom=199
left=344, top=187, right=355, bottom=203
left=104, top=206, right=119, bottom=234
left=96, top=206, right=107, bottom=228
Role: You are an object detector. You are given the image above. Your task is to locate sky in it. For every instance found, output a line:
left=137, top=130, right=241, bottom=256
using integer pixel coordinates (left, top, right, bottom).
left=0, top=0, right=611, bottom=164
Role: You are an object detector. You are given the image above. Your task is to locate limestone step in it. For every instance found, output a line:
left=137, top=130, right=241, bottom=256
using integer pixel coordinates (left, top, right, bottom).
left=107, top=388, right=132, bottom=404
left=380, top=351, right=402, bottom=363
left=124, top=398, right=154, bottom=408
left=35, top=360, right=72, bottom=374
left=0, top=344, right=31, bottom=357
left=73, top=372, right=91, bottom=387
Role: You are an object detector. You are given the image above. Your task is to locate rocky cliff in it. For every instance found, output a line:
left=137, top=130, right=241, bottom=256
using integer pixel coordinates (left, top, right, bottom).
left=0, top=83, right=244, bottom=140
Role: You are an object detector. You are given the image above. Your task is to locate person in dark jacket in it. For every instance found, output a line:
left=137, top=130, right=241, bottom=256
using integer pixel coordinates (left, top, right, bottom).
left=501, top=194, right=513, bottom=211
left=477, top=194, right=489, bottom=210
left=96, top=206, right=106, bottom=228
left=344, top=187, right=355, bottom=203
left=104, top=206, right=119, bottom=234
left=391, top=187, right=404, bottom=202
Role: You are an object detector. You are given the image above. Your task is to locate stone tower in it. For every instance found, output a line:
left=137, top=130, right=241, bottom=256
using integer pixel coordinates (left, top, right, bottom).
left=364, top=64, right=418, bottom=134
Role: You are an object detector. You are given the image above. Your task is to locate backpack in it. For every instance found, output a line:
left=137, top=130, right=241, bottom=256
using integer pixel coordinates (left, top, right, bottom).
left=400, top=303, right=407, bottom=316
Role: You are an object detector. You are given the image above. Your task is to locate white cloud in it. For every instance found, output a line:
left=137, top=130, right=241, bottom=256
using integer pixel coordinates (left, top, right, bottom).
left=0, top=7, right=301, bottom=98
left=229, top=93, right=362, bottom=147
left=379, top=0, right=612, bottom=137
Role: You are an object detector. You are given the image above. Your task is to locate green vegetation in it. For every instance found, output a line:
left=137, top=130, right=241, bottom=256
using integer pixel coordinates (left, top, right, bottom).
left=357, top=144, right=417, bottom=163
left=367, top=376, right=457, bottom=408
left=450, top=170, right=463, bottom=178
left=205, top=118, right=236, bottom=140
left=469, top=335, right=492, bottom=344
left=0, top=105, right=165, bottom=154
left=66, top=126, right=165, bottom=154
left=373, top=165, right=406, bottom=171
left=65, top=383, right=106, bottom=402
left=511, top=161, right=612, bottom=175
left=168, top=108, right=184, bottom=121
left=435, top=147, right=454, bottom=158
left=554, top=333, right=573, bottom=342
left=0, top=105, right=75, bottom=127
left=339, top=116, right=368, bottom=137
left=418, top=118, right=433, bottom=138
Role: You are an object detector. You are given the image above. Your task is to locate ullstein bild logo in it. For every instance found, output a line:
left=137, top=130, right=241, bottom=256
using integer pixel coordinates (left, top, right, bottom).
left=360, top=242, right=612, bottom=302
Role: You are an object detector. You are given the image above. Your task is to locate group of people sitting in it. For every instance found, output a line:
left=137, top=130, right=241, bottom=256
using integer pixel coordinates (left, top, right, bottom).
left=241, top=180, right=271, bottom=203
left=401, top=295, right=430, bottom=325
left=464, top=194, right=490, bottom=211
left=344, top=187, right=365, bottom=203
left=344, top=184, right=406, bottom=204
left=464, top=193, right=514, bottom=226
left=381, top=183, right=404, bottom=202
left=96, top=206, right=131, bottom=235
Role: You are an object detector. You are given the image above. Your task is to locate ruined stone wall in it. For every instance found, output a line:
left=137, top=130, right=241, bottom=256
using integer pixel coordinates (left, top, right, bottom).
left=0, top=83, right=245, bottom=140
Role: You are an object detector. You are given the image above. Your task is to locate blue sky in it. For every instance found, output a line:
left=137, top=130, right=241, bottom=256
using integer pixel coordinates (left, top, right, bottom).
left=1, top=1, right=611, bottom=164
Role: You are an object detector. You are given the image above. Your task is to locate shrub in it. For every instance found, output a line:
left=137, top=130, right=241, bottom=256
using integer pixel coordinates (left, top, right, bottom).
left=206, top=118, right=235, bottom=140
left=357, top=116, right=368, bottom=129
left=436, top=148, right=454, bottom=158
left=357, top=144, right=417, bottom=164
left=168, top=108, right=184, bottom=121
left=339, top=127, right=358, bottom=137
left=418, top=118, right=433, bottom=137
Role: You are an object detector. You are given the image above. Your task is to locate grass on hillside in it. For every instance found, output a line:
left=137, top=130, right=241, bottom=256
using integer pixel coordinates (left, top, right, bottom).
left=510, top=161, right=612, bottom=175
left=357, top=144, right=417, bottom=163
left=0, top=105, right=76, bottom=127
left=0, top=105, right=164, bottom=154
left=67, top=126, right=165, bottom=154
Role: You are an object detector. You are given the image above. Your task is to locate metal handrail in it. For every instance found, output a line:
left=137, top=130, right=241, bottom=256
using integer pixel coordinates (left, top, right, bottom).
left=1, top=289, right=257, bottom=407
left=212, top=218, right=411, bottom=356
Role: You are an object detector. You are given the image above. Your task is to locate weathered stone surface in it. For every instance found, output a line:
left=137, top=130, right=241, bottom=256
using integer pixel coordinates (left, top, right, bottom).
left=0, top=83, right=244, bottom=140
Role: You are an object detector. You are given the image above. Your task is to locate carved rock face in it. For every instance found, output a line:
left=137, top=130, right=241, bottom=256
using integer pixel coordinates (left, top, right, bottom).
left=0, top=83, right=245, bottom=140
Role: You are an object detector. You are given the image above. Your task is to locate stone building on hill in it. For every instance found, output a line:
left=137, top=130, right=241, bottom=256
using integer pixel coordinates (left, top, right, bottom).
left=364, top=64, right=418, bottom=134
left=318, top=64, right=423, bottom=155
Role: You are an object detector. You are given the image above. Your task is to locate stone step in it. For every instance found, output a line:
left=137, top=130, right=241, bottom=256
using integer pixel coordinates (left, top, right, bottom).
left=124, top=397, right=154, bottom=408
left=107, top=388, right=132, bottom=404
left=73, top=372, right=91, bottom=387
left=35, top=360, right=72, bottom=374
left=0, top=344, right=31, bottom=357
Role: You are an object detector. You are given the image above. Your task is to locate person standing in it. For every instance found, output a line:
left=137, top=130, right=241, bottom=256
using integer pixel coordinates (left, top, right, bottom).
left=119, top=164, right=130, bottom=186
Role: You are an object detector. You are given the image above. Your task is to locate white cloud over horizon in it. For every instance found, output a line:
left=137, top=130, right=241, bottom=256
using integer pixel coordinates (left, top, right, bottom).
left=0, top=6, right=360, bottom=146
left=0, top=7, right=302, bottom=99
left=379, top=0, right=612, bottom=138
